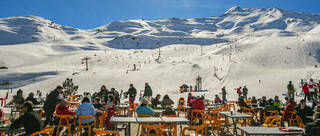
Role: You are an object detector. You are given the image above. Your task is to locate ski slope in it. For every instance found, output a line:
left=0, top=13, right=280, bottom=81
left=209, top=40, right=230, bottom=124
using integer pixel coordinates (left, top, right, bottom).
left=1, top=6, right=320, bottom=105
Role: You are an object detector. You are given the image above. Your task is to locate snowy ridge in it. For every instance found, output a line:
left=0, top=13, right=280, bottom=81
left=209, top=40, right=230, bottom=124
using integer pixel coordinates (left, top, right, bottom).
left=1, top=7, right=320, bottom=104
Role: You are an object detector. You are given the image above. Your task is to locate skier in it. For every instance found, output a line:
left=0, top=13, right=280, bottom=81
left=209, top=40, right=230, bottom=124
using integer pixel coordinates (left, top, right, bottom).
left=303, top=83, right=311, bottom=101
left=143, top=83, right=153, bottom=102
left=242, top=86, right=248, bottom=100
left=127, top=84, right=137, bottom=105
left=308, top=79, right=315, bottom=99
left=287, top=81, right=295, bottom=100
left=222, top=86, right=227, bottom=103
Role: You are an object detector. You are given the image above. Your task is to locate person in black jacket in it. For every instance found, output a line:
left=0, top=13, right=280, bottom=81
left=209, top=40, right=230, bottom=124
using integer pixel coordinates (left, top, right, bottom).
left=127, top=84, right=137, bottom=105
left=10, top=101, right=42, bottom=135
left=295, top=99, right=314, bottom=125
left=43, top=85, right=63, bottom=126
left=25, top=92, right=40, bottom=105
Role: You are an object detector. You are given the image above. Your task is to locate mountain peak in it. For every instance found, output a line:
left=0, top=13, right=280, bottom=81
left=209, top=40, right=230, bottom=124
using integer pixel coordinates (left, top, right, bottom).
left=224, top=6, right=244, bottom=14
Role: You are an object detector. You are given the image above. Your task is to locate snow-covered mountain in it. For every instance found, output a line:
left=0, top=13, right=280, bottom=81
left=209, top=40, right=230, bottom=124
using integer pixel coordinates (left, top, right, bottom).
left=1, top=6, right=320, bottom=104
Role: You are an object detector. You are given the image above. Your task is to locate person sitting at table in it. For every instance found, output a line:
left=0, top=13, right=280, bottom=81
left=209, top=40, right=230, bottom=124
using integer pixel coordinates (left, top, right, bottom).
left=54, top=99, right=75, bottom=135
left=105, top=94, right=115, bottom=129
left=25, top=92, right=40, bottom=105
left=284, top=96, right=289, bottom=106
left=238, top=96, right=250, bottom=109
left=295, top=99, right=314, bottom=125
left=258, top=96, right=267, bottom=106
left=214, top=95, right=222, bottom=104
left=283, top=98, right=297, bottom=121
left=93, top=98, right=104, bottom=110
left=161, top=95, right=174, bottom=108
left=251, top=96, right=258, bottom=105
left=76, top=97, right=96, bottom=124
left=273, top=96, right=282, bottom=107
left=136, top=98, right=155, bottom=116
left=10, top=101, right=42, bottom=136
left=151, top=94, right=162, bottom=109
left=7, top=89, right=25, bottom=105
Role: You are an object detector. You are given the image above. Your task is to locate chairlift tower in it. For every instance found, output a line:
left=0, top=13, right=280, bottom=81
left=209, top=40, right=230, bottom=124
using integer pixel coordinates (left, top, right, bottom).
left=82, top=57, right=91, bottom=71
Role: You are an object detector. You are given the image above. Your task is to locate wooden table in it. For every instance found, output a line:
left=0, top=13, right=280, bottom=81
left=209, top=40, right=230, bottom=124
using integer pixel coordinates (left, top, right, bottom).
left=219, top=111, right=253, bottom=136
left=238, top=126, right=303, bottom=136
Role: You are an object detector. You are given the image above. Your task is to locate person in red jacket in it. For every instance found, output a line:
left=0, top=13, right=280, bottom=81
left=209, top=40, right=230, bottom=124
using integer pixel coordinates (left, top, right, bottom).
left=55, top=100, right=75, bottom=124
left=0, top=108, right=4, bottom=120
left=236, top=87, right=242, bottom=98
left=54, top=100, right=75, bottom=135
left=283, top=98, right=297, bottom=121
left=214, top=95, right=222, bottom=104
left=105, top=94, right=115, bottom=129
left=190, top=96, right=204, bottom=110
left=303, top=83, right=311, bottom=101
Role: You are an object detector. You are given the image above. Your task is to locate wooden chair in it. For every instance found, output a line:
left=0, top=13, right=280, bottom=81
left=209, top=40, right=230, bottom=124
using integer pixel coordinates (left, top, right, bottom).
left=190, top=110, right=204, bottom=125
left=288, top=111, right=299, bottom=127
left=99, top=111, right=108, bottom=128
left=56, top=114, right=76, bottom=136
left=263, top=110, right=279, bottom=121
left=297, top=115, right=305, bottom=128
left=161, top=114, right=178, bottom=136
left=76, top=115, right=96, bottom=136
left=93, top=128, right=120, bottom=136
left=140, top=124, right=164, bottom=136
left=30, top=127, right=54, bottom=136
left=202, top=113, right=221, bottom=136
left=182, top=124, right=205, bottom=136
left=262, top=115, right=282, bottom=127
left=0, top=90, right=9, bottom=106
left=211, top=108, right=229, bottom=131
left=137, top=114, right=154, bottom=136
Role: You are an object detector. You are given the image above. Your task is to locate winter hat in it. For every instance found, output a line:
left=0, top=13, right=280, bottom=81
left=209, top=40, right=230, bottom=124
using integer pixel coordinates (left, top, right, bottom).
left=142, top=98, right=149, bottom=105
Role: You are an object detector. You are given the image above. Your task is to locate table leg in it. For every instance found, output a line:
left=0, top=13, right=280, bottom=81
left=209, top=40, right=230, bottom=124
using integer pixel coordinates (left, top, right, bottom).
left=128, top=122, right=131, bottom=136
left=233, top=118, right=237, bottom=136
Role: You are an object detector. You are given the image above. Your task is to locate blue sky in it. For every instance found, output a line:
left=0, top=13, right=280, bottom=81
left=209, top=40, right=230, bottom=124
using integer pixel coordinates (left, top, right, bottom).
left=1, top=0, right=319, bottom=29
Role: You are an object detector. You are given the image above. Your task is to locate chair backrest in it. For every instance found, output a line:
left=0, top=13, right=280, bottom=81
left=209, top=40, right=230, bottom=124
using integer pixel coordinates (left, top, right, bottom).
left=57, top=114, right=76, bottom=126
left=191, top=110, right=204, bottom=125
left=99, top=111, right=108, bottom=128
left=93, top=128, right=120, bottom=136
left=264, top=110, right=279, bottom=117
left=138, top=114, right=154, bottom=117
left=141, top=124, right=164, bottom=136
left=78, top=115, right=96, bottom=127
left=30, top=127, right=54, bottom=136
left=263, top=115, right=282, bottom=127
left=182, top=124, right=205, bottom=136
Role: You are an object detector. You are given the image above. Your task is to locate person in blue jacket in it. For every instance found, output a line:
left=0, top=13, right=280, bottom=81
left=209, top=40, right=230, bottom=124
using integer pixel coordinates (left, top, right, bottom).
left=76, top=97, right=96, bottom=124
left=136, top=98, right=155, bottom=115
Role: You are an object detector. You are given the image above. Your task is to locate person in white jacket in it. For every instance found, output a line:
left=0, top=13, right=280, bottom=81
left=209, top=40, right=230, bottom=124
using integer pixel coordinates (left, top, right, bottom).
left=308, top=79, right=315, bottom=98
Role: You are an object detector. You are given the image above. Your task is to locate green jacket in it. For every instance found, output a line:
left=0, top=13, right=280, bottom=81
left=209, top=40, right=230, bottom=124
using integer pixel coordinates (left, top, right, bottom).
left=144, top=85, right=152, bottom=97
left=287, top=83, right=295, bottom=91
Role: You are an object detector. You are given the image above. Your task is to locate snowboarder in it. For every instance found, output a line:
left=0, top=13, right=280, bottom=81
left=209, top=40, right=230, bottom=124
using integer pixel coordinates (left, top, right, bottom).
left=287, top=81, right=295, bottom=100
left=242, top=86, right=248, bottom=100
left=143, top=83, right=153, bottom=102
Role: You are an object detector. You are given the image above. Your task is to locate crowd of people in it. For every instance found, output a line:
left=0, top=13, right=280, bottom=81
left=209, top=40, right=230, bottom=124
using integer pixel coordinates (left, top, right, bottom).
left=1, top=79, right=320, bottom=135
